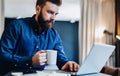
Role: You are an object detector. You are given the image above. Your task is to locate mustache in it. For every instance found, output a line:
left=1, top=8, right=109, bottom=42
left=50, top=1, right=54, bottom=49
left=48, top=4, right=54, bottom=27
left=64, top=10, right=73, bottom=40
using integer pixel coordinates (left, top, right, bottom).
left=46, top=20, right=54, bottom=24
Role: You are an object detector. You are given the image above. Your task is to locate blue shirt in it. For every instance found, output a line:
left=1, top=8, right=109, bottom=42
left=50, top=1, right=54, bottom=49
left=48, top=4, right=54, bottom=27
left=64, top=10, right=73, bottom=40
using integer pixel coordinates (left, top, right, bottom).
left=0, top=15, right=68, bottom=74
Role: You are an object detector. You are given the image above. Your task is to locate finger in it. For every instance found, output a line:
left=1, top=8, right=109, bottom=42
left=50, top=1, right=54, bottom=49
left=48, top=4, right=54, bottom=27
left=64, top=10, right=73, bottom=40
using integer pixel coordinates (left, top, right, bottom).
left=40, top=58, right=47, bottom=62
left=39, top=56, right=46, bottom=60
left=61, top=64, right=67, bottom=70
left=69, top=62, right=73, bottom=71
left=40, top=53, right=47, bottom=57
left=39, top=57, right=46, bottom=65
left=39, top=53, right=47, bottom=60
left=39, top=56, right=47, bottom=62
left=40, top=62, right=46, bottom=65
left=36, top=50, right=46, bottom=55
left=73, top=63, right=78, bottom=71
left=39, top=50, right=46, bottom=53
left=76, top=64, right=80, bottom=71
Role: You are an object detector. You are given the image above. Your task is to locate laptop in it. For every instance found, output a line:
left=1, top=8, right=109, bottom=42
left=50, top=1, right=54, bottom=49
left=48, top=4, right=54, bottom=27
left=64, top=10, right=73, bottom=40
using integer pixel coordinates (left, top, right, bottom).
left=58, top=43, right=115, bottom=76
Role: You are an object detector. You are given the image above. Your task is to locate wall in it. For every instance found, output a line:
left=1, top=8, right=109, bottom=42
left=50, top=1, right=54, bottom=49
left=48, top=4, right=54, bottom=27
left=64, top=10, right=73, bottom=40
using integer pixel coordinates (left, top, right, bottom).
left=0, top=0, right=4, bottom=38
left=4, top=0, right=80, bottom=21
left=54, top=21, right=79, bottom=63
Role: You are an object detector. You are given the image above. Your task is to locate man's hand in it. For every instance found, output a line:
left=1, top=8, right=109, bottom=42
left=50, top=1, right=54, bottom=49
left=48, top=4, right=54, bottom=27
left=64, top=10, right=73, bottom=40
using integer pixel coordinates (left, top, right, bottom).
left=61, top=61, right=80, bottom=72
left=32, top=50, right=47, bottom=66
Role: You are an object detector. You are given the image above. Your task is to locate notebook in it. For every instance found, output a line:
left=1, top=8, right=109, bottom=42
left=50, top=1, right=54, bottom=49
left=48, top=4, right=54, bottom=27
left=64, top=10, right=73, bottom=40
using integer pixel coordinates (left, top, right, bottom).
left=58, top=43, right=115, bottom=76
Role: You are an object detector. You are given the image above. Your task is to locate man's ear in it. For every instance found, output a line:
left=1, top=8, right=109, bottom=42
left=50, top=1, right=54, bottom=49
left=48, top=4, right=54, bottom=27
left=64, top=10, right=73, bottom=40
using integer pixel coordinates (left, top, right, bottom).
left=36, top=5, right=41, bottom=14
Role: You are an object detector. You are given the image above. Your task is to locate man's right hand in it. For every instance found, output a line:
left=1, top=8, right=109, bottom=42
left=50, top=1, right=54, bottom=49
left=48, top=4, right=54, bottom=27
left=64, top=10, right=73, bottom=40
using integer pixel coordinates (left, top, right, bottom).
left=32, top=50, right=47, bottom=66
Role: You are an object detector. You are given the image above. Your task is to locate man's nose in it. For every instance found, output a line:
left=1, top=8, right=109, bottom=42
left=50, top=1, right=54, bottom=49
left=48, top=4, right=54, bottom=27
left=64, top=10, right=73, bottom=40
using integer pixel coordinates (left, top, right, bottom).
left=51, top=14, right=56, bottom=20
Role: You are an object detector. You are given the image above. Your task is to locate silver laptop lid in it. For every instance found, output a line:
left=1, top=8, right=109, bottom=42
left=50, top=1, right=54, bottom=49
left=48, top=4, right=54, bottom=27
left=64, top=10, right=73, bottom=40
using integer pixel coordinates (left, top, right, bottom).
left=77, top=43, right=115, bottom=75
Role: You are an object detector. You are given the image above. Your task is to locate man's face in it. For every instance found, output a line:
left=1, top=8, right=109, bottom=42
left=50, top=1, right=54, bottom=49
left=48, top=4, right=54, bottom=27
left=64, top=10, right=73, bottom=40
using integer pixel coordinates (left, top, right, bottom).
left=37, top=2, right=59, bottom=31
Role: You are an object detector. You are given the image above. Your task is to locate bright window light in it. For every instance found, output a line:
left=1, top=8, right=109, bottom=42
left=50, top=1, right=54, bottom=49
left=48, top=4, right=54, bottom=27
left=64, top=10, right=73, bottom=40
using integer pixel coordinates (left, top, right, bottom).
left=95, top=25, right=105, bottom=39
left=116, top=35, right=120, bottom=40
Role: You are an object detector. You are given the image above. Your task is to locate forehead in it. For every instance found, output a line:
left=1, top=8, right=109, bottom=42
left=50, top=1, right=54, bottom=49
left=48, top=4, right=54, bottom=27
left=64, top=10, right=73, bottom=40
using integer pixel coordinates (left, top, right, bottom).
left=43, top=1, right=59, bottom=12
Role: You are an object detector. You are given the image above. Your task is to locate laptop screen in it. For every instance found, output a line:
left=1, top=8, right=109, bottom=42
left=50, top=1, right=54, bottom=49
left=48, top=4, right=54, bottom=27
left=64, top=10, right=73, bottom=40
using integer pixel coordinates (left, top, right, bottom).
left=76, top=43, right=115, bottom=75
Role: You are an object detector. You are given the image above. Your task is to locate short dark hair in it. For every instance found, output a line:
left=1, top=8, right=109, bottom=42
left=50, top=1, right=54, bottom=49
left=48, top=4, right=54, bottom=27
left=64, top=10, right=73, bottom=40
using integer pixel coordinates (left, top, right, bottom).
left=36, top=0, right=62, bottom=6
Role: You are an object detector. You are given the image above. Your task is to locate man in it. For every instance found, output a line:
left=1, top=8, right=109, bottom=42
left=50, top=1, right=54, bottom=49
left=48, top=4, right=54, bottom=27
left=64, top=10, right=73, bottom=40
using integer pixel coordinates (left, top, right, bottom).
left=0, top=0, right=79, bottom=75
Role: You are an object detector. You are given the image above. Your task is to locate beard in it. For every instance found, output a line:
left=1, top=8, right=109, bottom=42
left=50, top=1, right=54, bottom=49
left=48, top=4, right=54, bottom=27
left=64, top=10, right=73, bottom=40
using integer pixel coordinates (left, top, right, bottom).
left=38, top=11, right=54, bottom=31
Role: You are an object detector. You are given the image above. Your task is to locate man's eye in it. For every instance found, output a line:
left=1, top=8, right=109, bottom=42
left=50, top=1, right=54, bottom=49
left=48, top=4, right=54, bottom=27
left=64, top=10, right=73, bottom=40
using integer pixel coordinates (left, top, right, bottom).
left=48, top=11, right=53, bottom=14
left=55, top=13, right=58, bottom=16
left=47, top=11, right=58, bottom=16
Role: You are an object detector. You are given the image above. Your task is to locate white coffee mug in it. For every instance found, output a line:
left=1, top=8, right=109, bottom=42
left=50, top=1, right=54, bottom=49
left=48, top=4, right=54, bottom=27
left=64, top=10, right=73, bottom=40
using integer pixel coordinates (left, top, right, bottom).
left=46, top=50, right=57, bottom=65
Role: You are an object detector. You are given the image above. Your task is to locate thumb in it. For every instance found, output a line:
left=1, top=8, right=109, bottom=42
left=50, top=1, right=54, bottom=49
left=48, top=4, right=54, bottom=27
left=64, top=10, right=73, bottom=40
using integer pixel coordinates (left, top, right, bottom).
left=61, top=63, right=68, bottom=70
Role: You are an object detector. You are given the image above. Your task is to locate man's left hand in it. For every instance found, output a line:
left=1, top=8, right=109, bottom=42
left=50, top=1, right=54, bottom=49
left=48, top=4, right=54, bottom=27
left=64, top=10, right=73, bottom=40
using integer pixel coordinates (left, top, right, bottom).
left=61, top=61, right=80, bottom=72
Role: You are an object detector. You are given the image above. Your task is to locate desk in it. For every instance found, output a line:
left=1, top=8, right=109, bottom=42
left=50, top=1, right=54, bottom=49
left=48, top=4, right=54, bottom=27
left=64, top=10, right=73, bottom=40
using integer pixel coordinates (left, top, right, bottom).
left=23, top=73, right=111, bottom=76
left=5, top=70, right=111, bottom=76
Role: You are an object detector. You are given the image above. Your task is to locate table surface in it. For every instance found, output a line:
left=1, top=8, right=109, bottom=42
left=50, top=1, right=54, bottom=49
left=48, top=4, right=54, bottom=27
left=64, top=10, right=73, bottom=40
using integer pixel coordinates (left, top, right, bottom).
left=23, top=73, right=111, bottom=76
left=5, top=70, right=111, bottom=76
